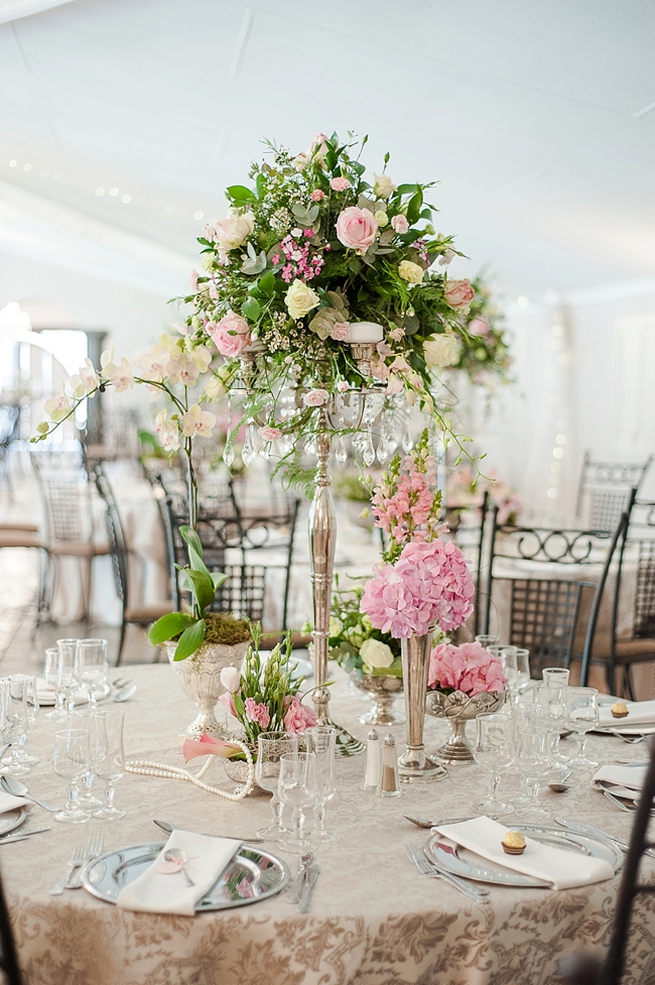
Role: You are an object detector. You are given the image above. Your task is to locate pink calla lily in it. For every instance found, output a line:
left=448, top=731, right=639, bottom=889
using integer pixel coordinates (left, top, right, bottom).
left=182, top=733, right=243, bottom=762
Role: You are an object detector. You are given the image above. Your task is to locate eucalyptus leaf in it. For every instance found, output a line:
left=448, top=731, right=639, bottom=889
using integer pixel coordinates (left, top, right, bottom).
left=241, top=251, right=267, bottom=275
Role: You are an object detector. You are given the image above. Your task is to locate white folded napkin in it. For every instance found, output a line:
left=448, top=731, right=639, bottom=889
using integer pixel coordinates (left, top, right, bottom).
left=0, top=791, right=27, bottom=813
left=35, top=678, right=57, bottom=705
left=597, top=699, right=655, bottom=730
left=592, top=764, right=646, bottom=800
left=435, top=816, right=614, bottom=889
left=117, top=829, right=241, bottom=916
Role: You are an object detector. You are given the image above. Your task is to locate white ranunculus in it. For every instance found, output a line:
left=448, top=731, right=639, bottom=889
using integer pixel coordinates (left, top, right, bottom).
left=213, top=211, right=255, bottom=251
left=285, top=279, right=320, bottom=321
left=423, top=333, right=461, bottom=369
left=359, top=638, right=394, bottom=670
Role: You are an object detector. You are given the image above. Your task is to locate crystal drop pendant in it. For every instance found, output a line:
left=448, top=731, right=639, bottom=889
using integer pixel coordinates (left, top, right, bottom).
left=241, top=430, right=255, bottom=466
left=223, top=444, right=235, bottom=468
left=335, top=437, right=348, bottom=466
left=363, top=432, right=376, bottom=466
left=376, top=440, right=390, bottom=464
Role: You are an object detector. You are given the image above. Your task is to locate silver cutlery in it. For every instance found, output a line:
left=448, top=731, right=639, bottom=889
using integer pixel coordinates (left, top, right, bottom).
left=298, top=864, right=320, bottom=913
left=0, top=775, right=60, bottom=812
left=403, top=844, right=490, bottom=903
left=49, top=841, right=87, bottom=895
left=112, top=683, right=137, bottom=703
left=0, top=826, right=49, bottom=841
left=289, top=852, right=313, bottom=904
left=553, top=816, right=655, bottom=859
left=111, top=677, right=131, bottom=690
left=153, top=818, right=264, bottom=844
left=602, top=788, right=637, bottom=812
left=164, top=848, right=195, bottom=886
left=404, top=814, right=469, bottom=829
left=66, top=831, right=105, bottom=890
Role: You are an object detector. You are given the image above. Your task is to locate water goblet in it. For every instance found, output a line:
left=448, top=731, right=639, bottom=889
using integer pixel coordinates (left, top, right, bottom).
left=514, top=721, right=552, bottom=820
left=90, top=709, right=126, bottom=820
left=503, top=646, right=530, bottom=698
left=306, top=726, right=337, bottom=843
left=255, top=731, right=299, bottom=840
left=76, top=638, right=109, bottom=713
left=52, top=727, right=92, bottom=824
left=56, top=638, right=81, bottom=717
left=0, top=676, right=31, bottom=776
left=278, top=752, right=318, bottom=853
left=565, top=686, right=599, bottom=769
left=43, top=648, right=67, bottom=721
left=475, top=635, right=499, bottom=648
left=472, top=712, right=514, bottom=818
left=10, top=675, right=39, bottom=767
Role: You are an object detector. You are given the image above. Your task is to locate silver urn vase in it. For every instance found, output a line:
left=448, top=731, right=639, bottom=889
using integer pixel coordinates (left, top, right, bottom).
left=351, top=672, right=404, bottom=725
left=426, top=689, right=505, bottom=763
left=168, top=640, right=250, bottom=738
left=398, top=633, right=447, bottom=782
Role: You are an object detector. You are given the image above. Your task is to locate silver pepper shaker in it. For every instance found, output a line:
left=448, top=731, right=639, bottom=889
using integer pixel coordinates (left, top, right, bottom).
left=362, top=728, right=381, bottom=791
left=376, top=734, right=400, bottom=798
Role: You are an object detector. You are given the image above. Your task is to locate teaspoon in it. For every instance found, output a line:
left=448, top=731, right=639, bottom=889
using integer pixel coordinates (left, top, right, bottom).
left=0, top=775, right=60, bottom=812
left=164, top=848, right=195, bottom=886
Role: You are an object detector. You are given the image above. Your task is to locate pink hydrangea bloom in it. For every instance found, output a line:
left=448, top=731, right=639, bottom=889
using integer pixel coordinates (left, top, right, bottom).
left=428, top=641, right=506, bottom=696
left=244, top=697, right=271, bottom=729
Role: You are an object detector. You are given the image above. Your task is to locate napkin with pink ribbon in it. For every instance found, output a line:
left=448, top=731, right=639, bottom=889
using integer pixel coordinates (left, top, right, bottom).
left=434, top=816, right=614, bottom=889
left=117, top=829, right=241, bottom=915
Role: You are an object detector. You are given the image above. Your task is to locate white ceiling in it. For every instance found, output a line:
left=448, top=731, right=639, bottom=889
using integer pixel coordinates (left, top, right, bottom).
left=1, top=0, right=654, bottom=303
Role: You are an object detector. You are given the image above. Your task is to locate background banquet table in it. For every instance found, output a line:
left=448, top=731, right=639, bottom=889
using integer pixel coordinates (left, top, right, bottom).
left=4, top=663, right=655, bottom=985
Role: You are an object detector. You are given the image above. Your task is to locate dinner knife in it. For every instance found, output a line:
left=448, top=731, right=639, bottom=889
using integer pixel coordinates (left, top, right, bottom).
left=0, top=828, right=50, bottom=845
left=153, top=819, right=264, bottom=844
left=554, top=817, right=655, bottom=860
left=298, top=864, right=320, bottom=913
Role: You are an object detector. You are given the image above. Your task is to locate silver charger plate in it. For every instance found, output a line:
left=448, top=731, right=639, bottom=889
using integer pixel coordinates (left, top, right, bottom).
left=81, top=841, right=289, bottom=910
left=0, top=807, right=28, bottom=837
left=425, top=823, right=622, bottom=888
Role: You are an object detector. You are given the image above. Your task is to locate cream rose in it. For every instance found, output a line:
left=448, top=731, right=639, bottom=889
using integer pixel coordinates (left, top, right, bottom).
left=360, top=638, right=394, bottom=670
left=335, top=207, right=379, bottom=254
left=373, top=174, right=396, bottom=199
left=423, top=333, right=461, bottom=369
left=213, top=211, right=255, bottom=251
left=444, top=279, right=475, bottom=311
left=398, top=260, right=425, bottom=284
left=285, top=279, right=320, bottom=321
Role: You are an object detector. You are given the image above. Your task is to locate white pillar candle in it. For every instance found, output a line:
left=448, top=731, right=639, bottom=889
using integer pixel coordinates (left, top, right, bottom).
left=348, top=322, right=384, bottom=344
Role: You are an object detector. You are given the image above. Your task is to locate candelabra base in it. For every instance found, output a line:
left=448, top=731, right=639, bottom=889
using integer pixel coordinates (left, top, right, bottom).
left=328, top=719, right=365, bottom=757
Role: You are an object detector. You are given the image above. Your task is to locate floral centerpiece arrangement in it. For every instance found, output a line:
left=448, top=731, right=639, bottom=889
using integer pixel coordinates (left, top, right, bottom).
left=218, top=629, right=317, bottom=750
left=452, top=275, right=513, bottom=385
left=328, top=579, right=401, bottom=679
left=447, top=463, right=521, bottom=525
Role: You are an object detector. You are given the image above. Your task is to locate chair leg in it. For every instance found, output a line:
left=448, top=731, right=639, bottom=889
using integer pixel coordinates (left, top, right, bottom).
left=115, top=613, right=127, bottom=667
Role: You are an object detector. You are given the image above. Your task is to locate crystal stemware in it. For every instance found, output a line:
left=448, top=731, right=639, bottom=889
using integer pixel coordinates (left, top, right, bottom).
left=10, top=675, right=39, bottom=767
left=565, top=686, right=599, bottom=768
left=43, top=647, right=66, bottom=721
left=0, top=675, right=31, bottom=776
left=255, top=731, right=299, bottom=840
left=306, top=725, right=337, bottom=843
left=52, top=727, right=91, bottom=824
left=472, top=711, right=514, bottom=818
left=76, top=638, right=109, bottom=713
left=56, top=638, right=81, bottom=717
left=277, top=752, right=318, bottom=853
left=90, top=710, right=126, bottom=820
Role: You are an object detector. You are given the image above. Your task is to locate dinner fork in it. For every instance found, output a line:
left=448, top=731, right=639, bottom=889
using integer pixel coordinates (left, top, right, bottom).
left=403, top=844, right=490, bottom=904
left=67, top=830, right=105, bottom=889
left=49, top=841, right=87, bottom=895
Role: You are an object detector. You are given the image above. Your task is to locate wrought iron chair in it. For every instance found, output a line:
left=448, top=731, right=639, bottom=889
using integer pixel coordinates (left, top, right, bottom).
left=443, top=490, right=490, bottom=638
left=480, top=508, right=611, bottom=676
left=93, top=464, right=172, bottom=665
left=559, top=739, right=655, bottom=985
left=0, top=867, right=23, bottom=985
left=30, top=445, right=112, bottom=625
left=575, top=451, right=652, bottom=533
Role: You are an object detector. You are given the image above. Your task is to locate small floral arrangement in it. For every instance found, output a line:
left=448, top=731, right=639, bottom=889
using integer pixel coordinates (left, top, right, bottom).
left=447, top=463, right=521, bottom=525
left=428, top=640, right=506, bottom=696
left=328, top=580, right=401, bottom=679
left=453, top=275, right=513, bottom=385
left=218, top=630, right=317, bottom=747
left=361, top=430, right=475, bottom=638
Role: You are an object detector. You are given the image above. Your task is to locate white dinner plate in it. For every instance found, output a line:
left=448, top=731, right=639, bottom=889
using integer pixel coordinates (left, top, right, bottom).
left=36, top=680, right=112, bottom=707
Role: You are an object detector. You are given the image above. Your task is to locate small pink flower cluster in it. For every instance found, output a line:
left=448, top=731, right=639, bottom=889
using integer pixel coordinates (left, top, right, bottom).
left=272, top=231, right=324, bottom=284
left=283, top=694, right=317, bottom=734
left=372, top=454, right=438, bottom=547
left=428, top=641, right=506, bottom=696
left=361, top=539, right=474, bottom=638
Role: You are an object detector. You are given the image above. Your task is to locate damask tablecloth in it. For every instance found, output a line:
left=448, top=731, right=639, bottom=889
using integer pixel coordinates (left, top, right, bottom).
left=5, top=663, right=655, bottom=985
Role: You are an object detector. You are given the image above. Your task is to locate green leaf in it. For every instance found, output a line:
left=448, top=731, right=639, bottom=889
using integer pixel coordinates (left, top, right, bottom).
left=242, top=296, right=261, bottom=322
left=255, top=173, right=266, bottom=199
left=148, top=611, right=195, bottom=645
left=173, top=619, right=207, bottom=661
left=396, top=183, right=420, bottom=195
left=212, top=571, right=228, bottom=590
left=180, top=525, right=203, bottom=566
left=406, top=190, right=423, bottom=225
left=348, top=257, right=362, bottom=275
left=226, top=184, right=256, bottom=205
left=259, top=271, right=276, bottom=297
left=181, top=568, right=216, bottom=612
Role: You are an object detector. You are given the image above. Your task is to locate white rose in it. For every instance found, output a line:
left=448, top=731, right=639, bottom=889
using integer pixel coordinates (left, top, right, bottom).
left=328, top=617, right=343, bottom=637
left=373, top=174, right=396, bottom=199
left=423, top=333, right=461, bottom=369
left=398, top=260, right=424, bottom=284
left=213, top=211, right=255, bottom=251
left=285, top=279, right=320, bottom=320
left=360, top=638, right=394, bottom=670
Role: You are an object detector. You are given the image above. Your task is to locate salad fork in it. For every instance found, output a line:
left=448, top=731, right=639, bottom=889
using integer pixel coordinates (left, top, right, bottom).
left=49, top=841, right=87, bottom=895
left=403, top=844, right=490, bottom=903
left=68, top=831, right=105, bottom=889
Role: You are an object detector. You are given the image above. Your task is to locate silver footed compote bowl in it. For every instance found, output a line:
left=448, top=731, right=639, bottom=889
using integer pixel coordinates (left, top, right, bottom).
left=426, top=689, right=505, bottom=763
left=351, top=672, right=404, bottom=725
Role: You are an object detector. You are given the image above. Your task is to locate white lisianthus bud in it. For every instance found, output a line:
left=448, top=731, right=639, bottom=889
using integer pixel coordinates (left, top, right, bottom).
left=374, top=210, right=389, bottom=227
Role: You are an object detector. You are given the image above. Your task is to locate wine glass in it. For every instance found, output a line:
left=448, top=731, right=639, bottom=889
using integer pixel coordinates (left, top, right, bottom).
left=76, top=638, right=109, bottom=713
left=514, top=720, right=552, bottom=819
left=565, top=686, right=599, bottom=768
left=52, top=727, right=92, bottom=824
left=0, top=675, right=31, bottom=776
left=503, top=646, right=530, bottom=698
left=255, top=731, right=299, bottom=840
left=541, top=668, right=570, bottom=767
left=56, top=638, right=81, bottom=717
left=475, top=634, right=499, bottom=648
left=10, top=675, right=39, bottom=767
left=43, top=648, right=66, bottom=721
left=277, top=752, right=318, bottom=853
left=90, top=709, right=126, bottom=820
left=473, top=712, right=514, bottom=818
left=306, top=726, right=337, bottom=842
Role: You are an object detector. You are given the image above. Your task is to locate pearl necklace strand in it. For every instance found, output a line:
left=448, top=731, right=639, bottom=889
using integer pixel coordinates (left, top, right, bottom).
left=124, top=738, right=255, bottom=801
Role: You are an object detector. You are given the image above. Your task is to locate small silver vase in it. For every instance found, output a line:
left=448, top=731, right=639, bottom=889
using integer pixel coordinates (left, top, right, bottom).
left=352, top=672, right=404, bottom=725
left=168, top=641, right=250, bottom=738
left=398, top=633, right=447, bottom=782
left=426, top=689, right=505, bottom=763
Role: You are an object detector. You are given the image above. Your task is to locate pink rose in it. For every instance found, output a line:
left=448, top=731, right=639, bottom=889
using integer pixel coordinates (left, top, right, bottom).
left=303, top=387, right=329, bottom=407
left=444, top=279, right=475, bottom=311
left=335, top=207, right=379, bottom=254
left=330, top=176, right=351, bottom=192
left=336, top=380, right=350, bottom=392
left=207, top=310, right=251, bottom=357
left=468, top=318, right=489, bottom=336
left=310, top=189, right=325, bottom=202
left=330, top=321, right=350, bottom=342
left=258, top=425, right=281, bottom=441
left=391, top=215, right=409, bottom=234
left=283, top=695, right=318, bottom=734
left=244, top=697, right=271, bottom=729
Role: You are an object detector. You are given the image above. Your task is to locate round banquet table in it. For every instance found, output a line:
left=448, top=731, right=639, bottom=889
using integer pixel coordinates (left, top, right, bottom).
left=5, top=663, right=655, bottom=985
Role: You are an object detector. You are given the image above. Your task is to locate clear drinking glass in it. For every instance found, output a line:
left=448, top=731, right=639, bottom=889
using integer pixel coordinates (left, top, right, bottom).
left=43, top=648, right=66, bottom=721
left=278, top=752, right=318, bottom=853
left=514, top=718, right=552, bottom=819
left=565, top=687, right=599, bottom=768
left=473, top=712, right=514, bottom=818
left=475, top=635, right=499, bottom=648
left=541, top=668, right=570, bottom=767
left=52, top=727, right=91, bottom=824
left=0, top=676, right=31, bottom=776
left=76, top=638, right=109, bottom=713
left=90, top=709, right=126, bottom=820
left=255, top=731, right=299, bottom=840
left=305, top=726, right=337, bottom=843
left=503, top=646, right=530, bottom=698
left=10, top=675, right=39, bottom=767
left=56, top=638, right=80, bottom=717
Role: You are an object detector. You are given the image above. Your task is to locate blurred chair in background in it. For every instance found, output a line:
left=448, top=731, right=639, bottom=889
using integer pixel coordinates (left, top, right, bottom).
left=575, top=450, right=652, bottom=533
